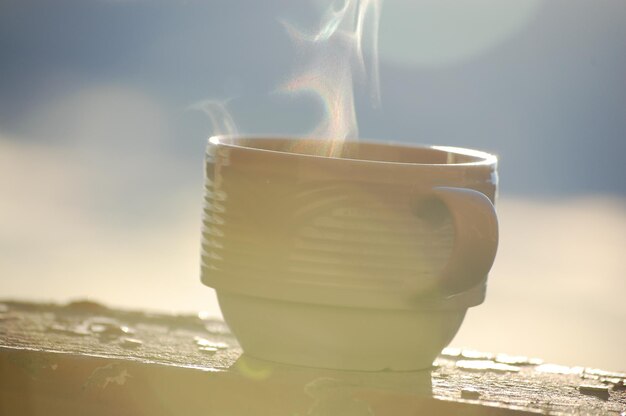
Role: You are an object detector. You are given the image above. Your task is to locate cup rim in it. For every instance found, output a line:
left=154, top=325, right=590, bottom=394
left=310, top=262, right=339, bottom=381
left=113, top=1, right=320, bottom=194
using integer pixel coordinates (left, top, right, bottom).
left=209, top=135, right=497, bottom=167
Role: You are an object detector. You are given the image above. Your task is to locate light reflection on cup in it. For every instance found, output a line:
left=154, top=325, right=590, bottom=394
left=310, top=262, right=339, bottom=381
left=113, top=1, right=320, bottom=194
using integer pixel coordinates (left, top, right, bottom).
left=201, top=136, right=498, bottom=370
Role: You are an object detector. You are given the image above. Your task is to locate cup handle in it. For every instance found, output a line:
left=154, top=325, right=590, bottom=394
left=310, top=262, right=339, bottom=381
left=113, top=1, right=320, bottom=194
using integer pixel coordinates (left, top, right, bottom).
left=431, top=186, right=499, bottom=294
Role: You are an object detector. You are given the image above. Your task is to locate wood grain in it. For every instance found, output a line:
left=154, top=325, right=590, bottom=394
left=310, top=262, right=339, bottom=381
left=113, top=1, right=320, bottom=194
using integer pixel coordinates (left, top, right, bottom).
left=1, top=300, right=624, bottom=415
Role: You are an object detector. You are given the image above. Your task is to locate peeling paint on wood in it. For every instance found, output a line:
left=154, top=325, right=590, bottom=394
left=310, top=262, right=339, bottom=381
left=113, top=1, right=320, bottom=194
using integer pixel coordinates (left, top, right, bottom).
left=1, top=300, right=625, bottom=415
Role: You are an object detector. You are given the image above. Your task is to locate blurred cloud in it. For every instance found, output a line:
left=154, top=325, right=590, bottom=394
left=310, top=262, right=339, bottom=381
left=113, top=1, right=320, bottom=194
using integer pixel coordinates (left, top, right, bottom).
left=0, top=86, right=215, bottom=313
left=0, top=131, right=214, bottom=314
left=17, top=86, right=193, bottom=224
left=1, top=0, right=624, bottom=195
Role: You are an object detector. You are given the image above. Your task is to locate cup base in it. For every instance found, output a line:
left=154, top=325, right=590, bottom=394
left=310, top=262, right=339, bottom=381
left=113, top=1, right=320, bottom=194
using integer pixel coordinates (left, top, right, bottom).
left=217, top=291, right=466, bottom=371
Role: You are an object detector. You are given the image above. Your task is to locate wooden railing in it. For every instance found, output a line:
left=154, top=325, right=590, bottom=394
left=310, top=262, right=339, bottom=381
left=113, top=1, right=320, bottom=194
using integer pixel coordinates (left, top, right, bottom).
left=1, top=300, right=624, bottom=415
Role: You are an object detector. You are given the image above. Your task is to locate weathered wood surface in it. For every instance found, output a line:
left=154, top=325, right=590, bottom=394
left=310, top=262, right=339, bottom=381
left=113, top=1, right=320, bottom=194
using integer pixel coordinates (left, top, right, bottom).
left=1, top=300, right=624, bottom=415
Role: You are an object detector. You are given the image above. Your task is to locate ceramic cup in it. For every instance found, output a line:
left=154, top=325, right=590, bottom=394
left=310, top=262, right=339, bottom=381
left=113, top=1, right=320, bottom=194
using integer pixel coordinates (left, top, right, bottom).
left=201, top=136, right=498, bottom=370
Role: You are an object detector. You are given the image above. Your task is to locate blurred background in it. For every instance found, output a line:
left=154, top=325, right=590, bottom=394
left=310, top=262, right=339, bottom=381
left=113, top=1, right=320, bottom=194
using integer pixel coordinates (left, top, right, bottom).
left=1, top=0, right=624, bottom=370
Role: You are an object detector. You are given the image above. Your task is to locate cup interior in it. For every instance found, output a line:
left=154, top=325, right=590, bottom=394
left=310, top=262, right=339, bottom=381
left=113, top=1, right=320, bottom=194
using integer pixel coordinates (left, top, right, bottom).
left=213, top=136, right=495, bottom=166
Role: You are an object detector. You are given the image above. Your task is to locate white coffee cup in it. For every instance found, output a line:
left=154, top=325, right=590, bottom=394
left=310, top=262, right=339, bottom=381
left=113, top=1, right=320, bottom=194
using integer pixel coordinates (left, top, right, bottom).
left=201, top=136, right=498, bottom=370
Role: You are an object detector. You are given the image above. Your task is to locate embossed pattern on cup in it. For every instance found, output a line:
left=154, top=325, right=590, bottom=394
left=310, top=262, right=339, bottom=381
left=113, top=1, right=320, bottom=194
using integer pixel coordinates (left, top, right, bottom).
left=201, top=137, right=497, bottom=310
left=200, top=136, right=498, bottom=370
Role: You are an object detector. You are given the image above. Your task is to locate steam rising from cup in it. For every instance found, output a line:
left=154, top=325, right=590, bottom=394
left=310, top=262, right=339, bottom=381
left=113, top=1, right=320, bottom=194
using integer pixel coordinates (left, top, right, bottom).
left=195, top=0, right=382, bottom=158
left=279, top=0, right=382, bottom=156
left=191, top=99, right=239, bottom=138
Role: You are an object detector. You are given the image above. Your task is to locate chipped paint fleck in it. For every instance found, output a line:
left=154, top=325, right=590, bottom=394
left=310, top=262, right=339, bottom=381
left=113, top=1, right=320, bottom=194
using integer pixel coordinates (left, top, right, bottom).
left=495, top=354, right=543, bottom=366
left=49, top=323, right=91, bottom=336
left=455, top=360, right=521, bottom=373
left=194, top=336, right=228, bottom=349
left=85, top=364, right=132, bottom=390
left=104, top=369, right=131, bottom=388
left=579, top=384, right=610, bottom=400
left=440, top=347, right=462, bottom=358
left=460, top=349, right=495, bottom=361
left=88, top=318, right=135, bottom=338
left=536, top=364, right=584, bottom=375
left=612, top=380, right=626, bottom=391
left=120, top=338, right=143, bottom=348
left=583, top=368, right=626, bottom=379
left=461, top=387, right=481, bottom=400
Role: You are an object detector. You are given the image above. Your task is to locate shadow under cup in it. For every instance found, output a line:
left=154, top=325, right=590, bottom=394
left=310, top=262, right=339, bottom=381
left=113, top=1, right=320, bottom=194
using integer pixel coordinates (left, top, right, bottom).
left=201, top=136, right=498, bottom=371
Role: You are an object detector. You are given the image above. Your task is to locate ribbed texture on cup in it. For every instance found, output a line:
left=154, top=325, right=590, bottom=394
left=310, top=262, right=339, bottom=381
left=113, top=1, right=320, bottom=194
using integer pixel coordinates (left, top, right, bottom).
left=201, top=179, right=455, bottom=293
